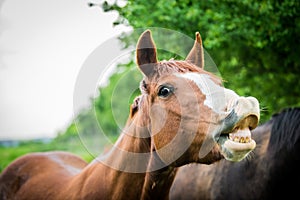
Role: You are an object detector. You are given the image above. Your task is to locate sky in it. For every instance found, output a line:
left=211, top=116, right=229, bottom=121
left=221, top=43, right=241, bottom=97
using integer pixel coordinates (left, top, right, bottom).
left=0, top=0, right=129, bottom=140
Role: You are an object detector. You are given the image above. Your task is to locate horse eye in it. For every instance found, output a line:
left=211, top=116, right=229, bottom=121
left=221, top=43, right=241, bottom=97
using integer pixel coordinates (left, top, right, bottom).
left=158, top=86, right=173, bottom=98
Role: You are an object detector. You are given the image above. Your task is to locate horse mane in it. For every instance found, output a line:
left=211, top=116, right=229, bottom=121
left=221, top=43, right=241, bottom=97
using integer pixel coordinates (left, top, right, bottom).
left=268, top=107, right=300, bottom=153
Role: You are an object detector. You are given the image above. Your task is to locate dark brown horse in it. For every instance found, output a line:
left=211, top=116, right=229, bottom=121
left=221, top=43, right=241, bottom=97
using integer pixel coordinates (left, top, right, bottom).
left=170, top=107, right=300, bottom=199
left=0, top=30, right=260, bottom=200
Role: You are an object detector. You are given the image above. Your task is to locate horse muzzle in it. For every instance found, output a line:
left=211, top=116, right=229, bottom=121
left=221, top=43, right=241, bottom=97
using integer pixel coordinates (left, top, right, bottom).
left=217, top=96, right=260, bottom=162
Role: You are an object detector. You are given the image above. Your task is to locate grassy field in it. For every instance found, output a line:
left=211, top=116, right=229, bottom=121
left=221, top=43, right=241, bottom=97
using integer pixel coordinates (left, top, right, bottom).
left=0, top=137, right=96, bottom=173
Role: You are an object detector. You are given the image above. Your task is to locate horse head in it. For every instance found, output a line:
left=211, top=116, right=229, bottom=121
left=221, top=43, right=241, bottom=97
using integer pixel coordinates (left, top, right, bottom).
left=134, top=30, right=260, bottom=165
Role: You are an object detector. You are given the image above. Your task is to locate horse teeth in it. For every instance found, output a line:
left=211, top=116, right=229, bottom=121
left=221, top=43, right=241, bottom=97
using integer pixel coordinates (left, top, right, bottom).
left=229, top=134, right=252, bottom=143
left=239, top=137, right=245, bottom=143
left=245, top=137, right=250, bottom=143
left=228, top=129, right=252, bottom=143
left=234, top=137, right=240, bottom=142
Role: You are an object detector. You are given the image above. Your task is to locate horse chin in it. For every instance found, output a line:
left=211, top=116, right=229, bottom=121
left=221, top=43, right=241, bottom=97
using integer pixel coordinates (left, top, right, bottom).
left=217, top=128, right=256, bottom=162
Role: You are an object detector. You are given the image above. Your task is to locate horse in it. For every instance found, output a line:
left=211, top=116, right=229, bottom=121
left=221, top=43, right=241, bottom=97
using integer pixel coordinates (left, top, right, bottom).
left=0, top=30, right=260, bottom=200
left=170, top=107, right=300, bottom=200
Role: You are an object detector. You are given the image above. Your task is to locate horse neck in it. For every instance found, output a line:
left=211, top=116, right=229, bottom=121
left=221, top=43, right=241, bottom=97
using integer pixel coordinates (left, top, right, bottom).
left=106, top=136, right=178, bottom=200
left=108, top=109, right=178, bottom=200
left=141, top=151, right=178, bottom=200
left=75, top=106, right=150, bottom=197
left=71, top=96, right=179, bottom=199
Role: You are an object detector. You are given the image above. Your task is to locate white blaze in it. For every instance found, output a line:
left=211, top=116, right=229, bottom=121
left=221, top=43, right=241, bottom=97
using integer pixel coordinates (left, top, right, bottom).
left=176, top=73, right=239, bottom=113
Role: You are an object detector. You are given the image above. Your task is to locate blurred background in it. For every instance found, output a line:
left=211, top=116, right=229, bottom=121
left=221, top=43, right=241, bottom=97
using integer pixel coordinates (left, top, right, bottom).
left=1, top=0, right=299, bottom=172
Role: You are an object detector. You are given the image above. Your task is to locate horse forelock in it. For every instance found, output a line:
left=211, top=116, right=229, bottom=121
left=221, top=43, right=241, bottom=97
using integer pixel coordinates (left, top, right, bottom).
left=268, top=107, right=300, bottom=153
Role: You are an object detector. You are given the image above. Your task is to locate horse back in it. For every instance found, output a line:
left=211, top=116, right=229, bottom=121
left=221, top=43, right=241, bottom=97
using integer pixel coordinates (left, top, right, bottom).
left=0, top=151, right=87, bottom=200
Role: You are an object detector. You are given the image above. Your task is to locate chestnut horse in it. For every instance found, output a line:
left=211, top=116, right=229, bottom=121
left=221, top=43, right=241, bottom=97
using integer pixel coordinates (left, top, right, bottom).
left=170, top=107, right=300, bottom=200
left=0, top=30, right=260, bottom=200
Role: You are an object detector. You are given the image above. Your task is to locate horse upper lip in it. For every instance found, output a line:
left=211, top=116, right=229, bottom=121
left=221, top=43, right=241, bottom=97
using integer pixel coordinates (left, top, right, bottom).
left=221, top=110, right=260, bottom=134
left=220, top=96, right=260, bottom=133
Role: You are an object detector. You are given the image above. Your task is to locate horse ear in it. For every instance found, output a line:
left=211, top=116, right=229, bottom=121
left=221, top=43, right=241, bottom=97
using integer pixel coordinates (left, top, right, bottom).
left=186, top=32, right=204, bottom=69
left=136, top=30, right=158, bottom=77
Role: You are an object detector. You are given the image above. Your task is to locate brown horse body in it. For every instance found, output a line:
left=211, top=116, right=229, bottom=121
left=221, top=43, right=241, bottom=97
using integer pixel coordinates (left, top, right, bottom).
left=170, top=108, right=300, bottom=199
left=0, top=30, right=260, bottom=200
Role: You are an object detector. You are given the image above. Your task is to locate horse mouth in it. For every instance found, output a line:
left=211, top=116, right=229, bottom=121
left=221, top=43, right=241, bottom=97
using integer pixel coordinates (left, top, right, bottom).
left=221, top=127, right=256, bottom=151
left=217, top=114, right=259, bottom=162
